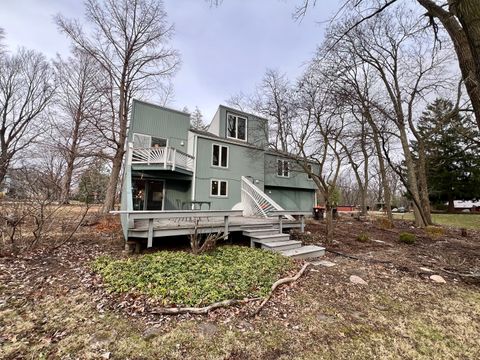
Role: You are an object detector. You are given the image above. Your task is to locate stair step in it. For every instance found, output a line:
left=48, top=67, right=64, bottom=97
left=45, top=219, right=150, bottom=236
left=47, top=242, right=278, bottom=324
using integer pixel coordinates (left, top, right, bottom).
left=241, top=224, right=275, bottom=230
left=280, top=245, right=326, bottom=259
left=251, top=234, right=290, bottom=242
left=261, top=240, right=302, bottom=251
left=243, top=228, right=280, bottom=237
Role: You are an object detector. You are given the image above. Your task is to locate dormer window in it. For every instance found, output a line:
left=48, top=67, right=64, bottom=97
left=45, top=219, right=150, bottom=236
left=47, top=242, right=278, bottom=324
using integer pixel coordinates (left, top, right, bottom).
left=227, top=113, right=247, bottom=141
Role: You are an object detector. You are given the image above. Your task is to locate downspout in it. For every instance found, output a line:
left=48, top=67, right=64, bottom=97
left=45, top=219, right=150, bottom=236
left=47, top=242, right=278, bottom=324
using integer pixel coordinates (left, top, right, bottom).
left=191, top=134, right=197, bottom=202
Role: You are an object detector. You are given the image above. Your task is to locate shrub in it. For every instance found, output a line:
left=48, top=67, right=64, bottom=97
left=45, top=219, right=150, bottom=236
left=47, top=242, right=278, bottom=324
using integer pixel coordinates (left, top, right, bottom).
left=399, top=232, right=416, bottom=244
left=356, top=232, right=369, bottom=243
left=92, top=245, right=292, bottom=307
left=425, top=226, right=445, bottom=239
left=376, top=217, right=394, bottom=229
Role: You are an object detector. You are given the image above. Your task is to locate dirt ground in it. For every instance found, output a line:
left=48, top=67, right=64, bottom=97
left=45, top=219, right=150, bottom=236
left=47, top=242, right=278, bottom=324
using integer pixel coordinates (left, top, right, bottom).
left=1, top=215, right=479, bottom=359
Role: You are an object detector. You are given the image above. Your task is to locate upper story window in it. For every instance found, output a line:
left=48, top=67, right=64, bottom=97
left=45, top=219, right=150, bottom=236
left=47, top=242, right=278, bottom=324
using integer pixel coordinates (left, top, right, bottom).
left=133, top=133, right=167, bottom=148
left=227, top=113, right=247, bottom=141
left=307, top=164, right=313, bottom=179
left=212, top=144, right=229, bottom=168
left=277, top=159, right=289, bottom=177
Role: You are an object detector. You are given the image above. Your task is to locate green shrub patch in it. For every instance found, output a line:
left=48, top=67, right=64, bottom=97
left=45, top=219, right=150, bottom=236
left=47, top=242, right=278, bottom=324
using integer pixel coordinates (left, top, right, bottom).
left=399, top=232, right=416, bottom=244
left=92, top=245, right=293, bottom=307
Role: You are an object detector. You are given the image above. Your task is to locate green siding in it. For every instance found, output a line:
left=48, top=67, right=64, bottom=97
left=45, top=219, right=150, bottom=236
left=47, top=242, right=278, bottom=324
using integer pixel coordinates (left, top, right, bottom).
left=164, top=179, right=191, bottom=210
left=130, top=100, right=190, bottom=150
left=265, top=187, right=315, bottom=211
left=194, top=136, right=265, bottom=210
left=264, top=153, right=317, bottom=190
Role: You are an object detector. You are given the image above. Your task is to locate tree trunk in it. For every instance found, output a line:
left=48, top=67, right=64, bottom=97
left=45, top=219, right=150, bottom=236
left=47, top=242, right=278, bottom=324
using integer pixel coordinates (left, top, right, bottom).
left=398, top=125, right=428, bottom=227
left=416, top=141, right=433, bottom=225
left=325, top=200, right=334, bottom=245
left=60, top=159, right=75, bottom=204
left=447, top=194, right=455, bottom=213
left=365, top=115, right=393, bottom=223
left=0, top=153, right=9, bottom=186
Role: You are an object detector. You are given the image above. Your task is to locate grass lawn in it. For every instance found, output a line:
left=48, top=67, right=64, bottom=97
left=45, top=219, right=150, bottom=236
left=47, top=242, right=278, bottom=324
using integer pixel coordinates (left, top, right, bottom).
left=393, top=212, right=480, bottom=230
left=92, top=245, right=293, bottom=307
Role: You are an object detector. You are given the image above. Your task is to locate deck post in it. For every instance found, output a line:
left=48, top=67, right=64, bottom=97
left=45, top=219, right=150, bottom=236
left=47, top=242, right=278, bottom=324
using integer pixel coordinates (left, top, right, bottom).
left=278, top=215, right=283, bottom=234
left=147, top=218, right=154, bottom=248
left=300, top=215, right=305, bottom=233
left=164, top=148, right=168, bottom=169
left=224, top=215, right=229, bottom=240
left=172, top=148, right=176, bottom=171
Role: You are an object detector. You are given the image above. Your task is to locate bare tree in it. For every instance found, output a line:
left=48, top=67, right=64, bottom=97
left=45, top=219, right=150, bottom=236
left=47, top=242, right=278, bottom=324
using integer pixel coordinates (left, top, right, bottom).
left=296, top=0, right=480, bottom=131
left=52, top=51, right=103, bottom=203
left=0, top=48, right=55, bottom=185
left=56, top=0, right=180, bottom=212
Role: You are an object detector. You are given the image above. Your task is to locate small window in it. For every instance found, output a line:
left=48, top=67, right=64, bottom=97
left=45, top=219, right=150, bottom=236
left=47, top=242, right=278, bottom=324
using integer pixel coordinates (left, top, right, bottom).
left=210, top=179, right=228, bottom=197
left=133, top=133, right=151, bottom=148
left=277, top=159, right=289, bottom=177
left=307, top=164, right=313, bottom=179
left=227, top=113, right=247, bottom=141
left=151, top=137, right=167, bottom=147
left=212, top=144, right=229, bottom=168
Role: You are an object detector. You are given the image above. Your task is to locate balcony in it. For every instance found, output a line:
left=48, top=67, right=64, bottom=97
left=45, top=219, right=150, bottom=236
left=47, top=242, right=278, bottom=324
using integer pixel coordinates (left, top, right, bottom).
left=129, top=146, right=194, bottom=172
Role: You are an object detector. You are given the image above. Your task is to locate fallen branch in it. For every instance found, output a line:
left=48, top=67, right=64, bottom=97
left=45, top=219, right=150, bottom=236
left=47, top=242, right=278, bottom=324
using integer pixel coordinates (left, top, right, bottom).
left=439, top=268, right=480, bottom=278
left=326, top=249, right=392, bottom=264
left=151, top=297, right=263, bottom=315
left=252, top=262, right=311, bottom=316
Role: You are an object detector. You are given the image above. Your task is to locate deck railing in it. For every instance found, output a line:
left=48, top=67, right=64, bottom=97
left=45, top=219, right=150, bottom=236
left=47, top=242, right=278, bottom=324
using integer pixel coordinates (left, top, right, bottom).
left=130, top=145, right=194, bottom=171
left=240, top=176, right=294, bottom=220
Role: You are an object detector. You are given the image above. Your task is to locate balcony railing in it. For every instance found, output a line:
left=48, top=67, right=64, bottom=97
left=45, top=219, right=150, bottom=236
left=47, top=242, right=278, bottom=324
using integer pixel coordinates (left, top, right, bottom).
left=130, top=146, right=194, bottom=172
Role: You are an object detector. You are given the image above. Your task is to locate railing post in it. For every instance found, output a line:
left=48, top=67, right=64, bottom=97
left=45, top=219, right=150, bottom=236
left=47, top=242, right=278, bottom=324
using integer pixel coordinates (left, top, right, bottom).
left=164, top=147, right=168, bottom=169
left=278, top=215, right=283, bottom=234
left=147, top=218, right=154, bottom=248
left=224, top=215, right=229, bottom=240
left=300, top=215, right=305, bottom=233
left=172, top=148, right=176, bottom=171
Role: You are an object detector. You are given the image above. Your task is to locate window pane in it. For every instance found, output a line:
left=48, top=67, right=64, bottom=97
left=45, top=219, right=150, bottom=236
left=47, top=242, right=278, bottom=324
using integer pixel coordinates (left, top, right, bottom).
left=211, top=180, right=218, bottom=195
left=283, top=161, right=289, bottom=176
left=307, top=164, right=312, bottom=179
left=221, top=146, right=228, bottom=167
left=277, top=160, right=283, bottom=176
left=133, top=134, right=150, bottom=148
left=237, top=117, right=246, bottom=140
left=212, top=145, right=219, bottom=166
left=227, top=115, right=237, bottom=138
left=220, top=181, right=227, bottom=196
left=151, top=137, right=167, bottom=147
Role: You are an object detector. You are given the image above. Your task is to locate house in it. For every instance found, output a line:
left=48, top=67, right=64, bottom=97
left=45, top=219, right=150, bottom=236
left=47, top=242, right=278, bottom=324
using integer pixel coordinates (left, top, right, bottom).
left=118, top=100, right=324, bottom=258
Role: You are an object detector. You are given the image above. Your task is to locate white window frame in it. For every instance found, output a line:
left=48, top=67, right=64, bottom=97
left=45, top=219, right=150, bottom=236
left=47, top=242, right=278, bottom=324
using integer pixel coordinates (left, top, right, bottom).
left=210, top=179, right=228, bottom=197
left=226, top=113, right=248, bottom=142
left=277, top=159, right=290, bottom=178
left=211, top=143, right=229, bottom=168
left=133, top=132, right=168, bottom=148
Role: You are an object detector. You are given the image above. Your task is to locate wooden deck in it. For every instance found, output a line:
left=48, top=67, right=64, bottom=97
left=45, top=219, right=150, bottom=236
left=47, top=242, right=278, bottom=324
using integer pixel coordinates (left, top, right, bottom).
left=129, top=215, right=301, bottom=238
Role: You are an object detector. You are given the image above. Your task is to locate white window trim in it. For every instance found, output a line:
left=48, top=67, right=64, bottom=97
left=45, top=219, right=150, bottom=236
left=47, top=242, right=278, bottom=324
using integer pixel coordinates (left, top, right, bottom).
left=226, top=112, right=248, bottom=142
left=210, top=179, right=228, bottom=197
left=276, top=159, right=290, bottom=178
left=211, top=143, right=229, bottom=168
left=133, top=132, right=168, bottom=148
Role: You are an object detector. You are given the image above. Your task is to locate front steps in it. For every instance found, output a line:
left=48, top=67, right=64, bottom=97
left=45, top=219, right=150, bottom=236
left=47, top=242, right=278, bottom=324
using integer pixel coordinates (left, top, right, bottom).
left=242, top=226, right=325, bottom=260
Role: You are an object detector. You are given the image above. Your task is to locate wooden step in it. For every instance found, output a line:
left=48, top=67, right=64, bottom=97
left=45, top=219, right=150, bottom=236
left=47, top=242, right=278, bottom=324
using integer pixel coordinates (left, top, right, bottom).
left=261, top=240, right=302, bottom=251
left=280, top=245, right=325, bottom=259
left=243, top=228, right=280, bottom=237
left=251, top=234, right=290, bottom=242
left=240, top=224, right=275, bottom=230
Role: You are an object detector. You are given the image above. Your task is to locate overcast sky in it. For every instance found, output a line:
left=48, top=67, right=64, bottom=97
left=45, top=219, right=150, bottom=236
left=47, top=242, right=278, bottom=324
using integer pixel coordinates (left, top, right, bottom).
left=0, top=0, right=339, bottom=120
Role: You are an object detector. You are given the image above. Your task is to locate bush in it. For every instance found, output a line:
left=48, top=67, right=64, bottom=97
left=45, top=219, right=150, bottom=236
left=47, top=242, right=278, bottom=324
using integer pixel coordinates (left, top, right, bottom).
left=399, top=232, right=416, bottom=244
left=425, top=226, right=445, bottom=239
left=376, top=217, right=394, bottom=229
left=356, top=232, right=369, bottom=243
left=92, top=245, right=293, bottom=307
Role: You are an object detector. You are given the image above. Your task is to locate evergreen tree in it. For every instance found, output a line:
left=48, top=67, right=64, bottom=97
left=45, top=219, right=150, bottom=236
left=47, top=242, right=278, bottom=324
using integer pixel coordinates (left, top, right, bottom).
left=417, top=99, right=480, bottom=212
left=76, top=160, right=110, bottom=203
left=190, top=106, right=208, bottom=131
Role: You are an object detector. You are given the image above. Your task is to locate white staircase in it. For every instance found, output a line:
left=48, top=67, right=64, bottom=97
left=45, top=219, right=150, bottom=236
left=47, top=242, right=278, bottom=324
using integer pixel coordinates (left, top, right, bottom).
left=242, top=225, right=325, bottom=260
left=240, top=176, right=294, bottom=220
